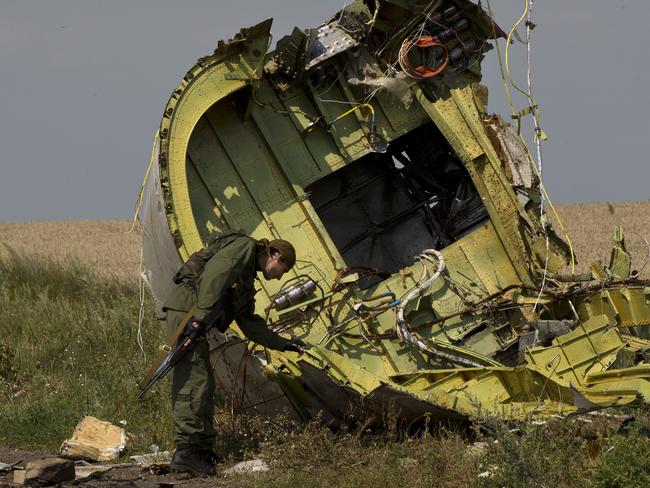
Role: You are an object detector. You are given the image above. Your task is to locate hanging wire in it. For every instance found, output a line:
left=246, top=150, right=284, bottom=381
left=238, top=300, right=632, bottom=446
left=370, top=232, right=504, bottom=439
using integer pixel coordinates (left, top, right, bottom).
left=126, top=129, right=159, bottom=358
left=136, top=247, right=147, bottom=359
left=485, top=0, right=516, bottom=114
left=127, top=129, right=159, bottom=234
left=486, top=0, right=576, bottom=274
left=504, top=2, right=576, bottom=275
left=522, top=0, right=549, bottom=311
left=525, top=0, right=545, bottom=216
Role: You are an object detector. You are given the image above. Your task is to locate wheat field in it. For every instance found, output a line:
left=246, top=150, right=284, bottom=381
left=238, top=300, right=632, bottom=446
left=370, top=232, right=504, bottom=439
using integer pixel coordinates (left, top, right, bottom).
left=551, top=201, right=650, bottom=276
left=0, top=220, right=142, bottom=284
left=0, top=201, right=648, bottom=283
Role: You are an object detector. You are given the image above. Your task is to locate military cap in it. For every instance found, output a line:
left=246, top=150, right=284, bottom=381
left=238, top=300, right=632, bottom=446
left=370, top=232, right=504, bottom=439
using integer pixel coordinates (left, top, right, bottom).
left=269, top=239, right=296, bottom=268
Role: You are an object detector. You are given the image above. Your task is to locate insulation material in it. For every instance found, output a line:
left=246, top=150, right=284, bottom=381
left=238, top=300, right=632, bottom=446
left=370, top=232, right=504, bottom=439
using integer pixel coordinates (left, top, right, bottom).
left=60, top=416, right=127, bottom=462
left=495, top=123, right=535, bottom=188
left=346, top=51, right=416, bottom=107
left=348, top=71, right=416, bottom=107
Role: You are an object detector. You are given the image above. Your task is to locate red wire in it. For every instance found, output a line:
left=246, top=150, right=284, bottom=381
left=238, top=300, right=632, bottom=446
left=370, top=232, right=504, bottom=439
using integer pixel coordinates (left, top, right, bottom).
left=399, top=36, right=449, bottom=78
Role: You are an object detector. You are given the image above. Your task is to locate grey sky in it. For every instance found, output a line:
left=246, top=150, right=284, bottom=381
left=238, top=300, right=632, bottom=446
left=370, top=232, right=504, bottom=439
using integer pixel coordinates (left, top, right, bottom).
left=1, top=1, right=647, bottom=221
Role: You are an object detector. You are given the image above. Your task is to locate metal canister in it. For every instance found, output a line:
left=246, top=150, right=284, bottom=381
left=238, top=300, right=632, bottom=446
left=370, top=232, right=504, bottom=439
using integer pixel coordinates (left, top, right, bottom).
left=272, top=278, right=317, bottom=309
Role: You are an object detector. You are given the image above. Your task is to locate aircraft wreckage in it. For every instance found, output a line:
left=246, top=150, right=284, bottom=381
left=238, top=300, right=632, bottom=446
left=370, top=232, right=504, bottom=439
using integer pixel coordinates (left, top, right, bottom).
left=141, top=0, right=650, bottom=425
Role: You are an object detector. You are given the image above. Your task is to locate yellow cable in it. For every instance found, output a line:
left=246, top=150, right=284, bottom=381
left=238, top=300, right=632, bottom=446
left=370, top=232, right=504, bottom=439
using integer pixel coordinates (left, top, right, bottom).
left=127, top=129, right=159, bottom=233
left=506, top=0, right=575, bottom=272
left=505, top=2, right=532, bottom=101
left=331, top=103, right=374, bottom=124
left=486, top=0, right=516, bottom=117
left=504, top=0, right=547, bottom=143
left=366, top=0, right=380, bottom=26
left=524, top=136, right=576, bottom=272
left=330, top=103, right=375, bottom=127
left=486, top=0, right=575, bottom=273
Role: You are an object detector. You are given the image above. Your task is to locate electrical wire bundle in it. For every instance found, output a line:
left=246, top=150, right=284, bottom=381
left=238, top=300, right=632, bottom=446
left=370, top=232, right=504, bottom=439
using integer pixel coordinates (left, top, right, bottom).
left=398, top=35, right=449, bottom=79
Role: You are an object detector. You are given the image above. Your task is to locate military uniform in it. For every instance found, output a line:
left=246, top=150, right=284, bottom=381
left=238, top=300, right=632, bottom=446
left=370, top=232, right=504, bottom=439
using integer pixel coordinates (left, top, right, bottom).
left=163, top=234, right=293, bottom=449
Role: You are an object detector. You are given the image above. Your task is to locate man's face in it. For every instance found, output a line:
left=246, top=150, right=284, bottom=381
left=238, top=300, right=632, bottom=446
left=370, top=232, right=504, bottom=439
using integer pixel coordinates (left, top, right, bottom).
left=262, top=251, right=291, bottom=280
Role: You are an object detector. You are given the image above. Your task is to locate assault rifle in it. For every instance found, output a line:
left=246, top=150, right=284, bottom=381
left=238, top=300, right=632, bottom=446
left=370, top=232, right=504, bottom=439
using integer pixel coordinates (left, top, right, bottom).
left=138, top=305, right=202, bottom=400
left=138, top=301, right=307, bottom=400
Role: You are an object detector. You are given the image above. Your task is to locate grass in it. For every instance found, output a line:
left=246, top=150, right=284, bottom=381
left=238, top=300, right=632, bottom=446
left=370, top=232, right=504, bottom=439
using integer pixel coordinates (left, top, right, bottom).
left=471, top=416, right=650, bottom=488
left=213, top=410, right=650, bottom=487
left=0, top=250, right=172, bottom=452
left=0, top=254, right=648, bottom=486
left=244, top=421, right=480, bottom=488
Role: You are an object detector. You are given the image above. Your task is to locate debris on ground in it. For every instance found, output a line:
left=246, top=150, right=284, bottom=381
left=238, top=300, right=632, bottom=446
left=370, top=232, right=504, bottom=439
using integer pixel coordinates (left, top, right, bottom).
left=59, top=416, right=127, bottom=462
left=129, top=451, right=172, bottom=466
left=73, top=463, right=114, bottom=482
left=223, top=458, right=269, bottom=475
left=0, top=460, right=21, bottom=472
left=13, top=457, right=75, bottom=486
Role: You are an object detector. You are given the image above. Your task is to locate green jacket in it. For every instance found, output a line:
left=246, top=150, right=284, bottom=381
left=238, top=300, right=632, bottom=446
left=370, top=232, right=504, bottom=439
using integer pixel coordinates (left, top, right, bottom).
left=163, top=235, right=291, bottom=351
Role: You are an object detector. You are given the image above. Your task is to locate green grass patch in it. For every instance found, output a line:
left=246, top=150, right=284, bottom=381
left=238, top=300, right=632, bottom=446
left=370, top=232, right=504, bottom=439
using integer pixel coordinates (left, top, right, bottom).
left=246, top=422, right=479, bottom=488
left=0, top=251, right=172, bottom=452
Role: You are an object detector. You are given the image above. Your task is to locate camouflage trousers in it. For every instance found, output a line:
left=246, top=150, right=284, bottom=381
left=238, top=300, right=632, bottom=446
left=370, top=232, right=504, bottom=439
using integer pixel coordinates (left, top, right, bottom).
left=166, top=310, right=216, bottom=448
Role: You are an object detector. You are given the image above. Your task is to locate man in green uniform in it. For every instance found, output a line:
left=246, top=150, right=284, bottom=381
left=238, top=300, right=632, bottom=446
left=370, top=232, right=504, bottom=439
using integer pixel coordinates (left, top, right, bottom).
left=162, top=231, right=305, bottom=476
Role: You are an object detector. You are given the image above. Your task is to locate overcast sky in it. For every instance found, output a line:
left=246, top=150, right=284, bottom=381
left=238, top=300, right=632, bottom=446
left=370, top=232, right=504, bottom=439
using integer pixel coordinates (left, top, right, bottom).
left=1, top=1, right=648, bottom=221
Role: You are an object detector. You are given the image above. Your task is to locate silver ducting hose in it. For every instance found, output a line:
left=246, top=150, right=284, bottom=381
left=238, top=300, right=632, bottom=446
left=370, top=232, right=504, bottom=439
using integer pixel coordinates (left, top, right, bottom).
left=396, top=249, right=445, bottom=334
left=395, top=249, right=483, bottom=368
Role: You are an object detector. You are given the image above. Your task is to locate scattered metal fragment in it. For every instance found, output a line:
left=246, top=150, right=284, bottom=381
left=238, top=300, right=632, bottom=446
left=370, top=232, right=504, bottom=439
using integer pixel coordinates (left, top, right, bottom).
left=129, top=452, right=172, bottom=466
left=0, top=460, right=21, bottom=472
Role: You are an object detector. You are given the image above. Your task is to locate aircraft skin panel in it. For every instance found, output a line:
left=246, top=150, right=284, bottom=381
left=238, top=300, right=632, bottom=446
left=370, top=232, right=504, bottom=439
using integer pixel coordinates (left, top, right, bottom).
left=143, top=1, right=650, bottom=424
left=184, top=156, right=230, bottom=237
left=165, top=64, right=247, bottom=259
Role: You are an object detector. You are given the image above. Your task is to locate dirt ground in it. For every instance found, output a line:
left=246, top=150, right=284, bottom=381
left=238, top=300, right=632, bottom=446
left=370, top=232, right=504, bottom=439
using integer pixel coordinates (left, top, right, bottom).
left=0, top=448, right=236, bottom=487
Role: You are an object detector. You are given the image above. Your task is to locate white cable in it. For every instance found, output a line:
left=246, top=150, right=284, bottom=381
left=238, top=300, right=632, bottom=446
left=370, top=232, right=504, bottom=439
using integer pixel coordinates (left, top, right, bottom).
left=396, top=252, right=434, bottom=339
left=524, top=0, right=550, bottom=311
left=136, top=246, right=146, bottom=360
left=525, top=0, right=545, bottom=215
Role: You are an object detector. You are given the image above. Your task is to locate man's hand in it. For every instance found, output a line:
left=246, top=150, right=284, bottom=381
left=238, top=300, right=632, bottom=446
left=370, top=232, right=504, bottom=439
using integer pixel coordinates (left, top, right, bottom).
left=284, top=339, right=308, bottom=356
left=180, top=318, right=208, bottom=343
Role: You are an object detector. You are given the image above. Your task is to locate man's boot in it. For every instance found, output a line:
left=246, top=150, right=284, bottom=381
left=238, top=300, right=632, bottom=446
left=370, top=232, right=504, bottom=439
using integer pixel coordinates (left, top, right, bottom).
left=170, top=444, right=216, bottom=476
